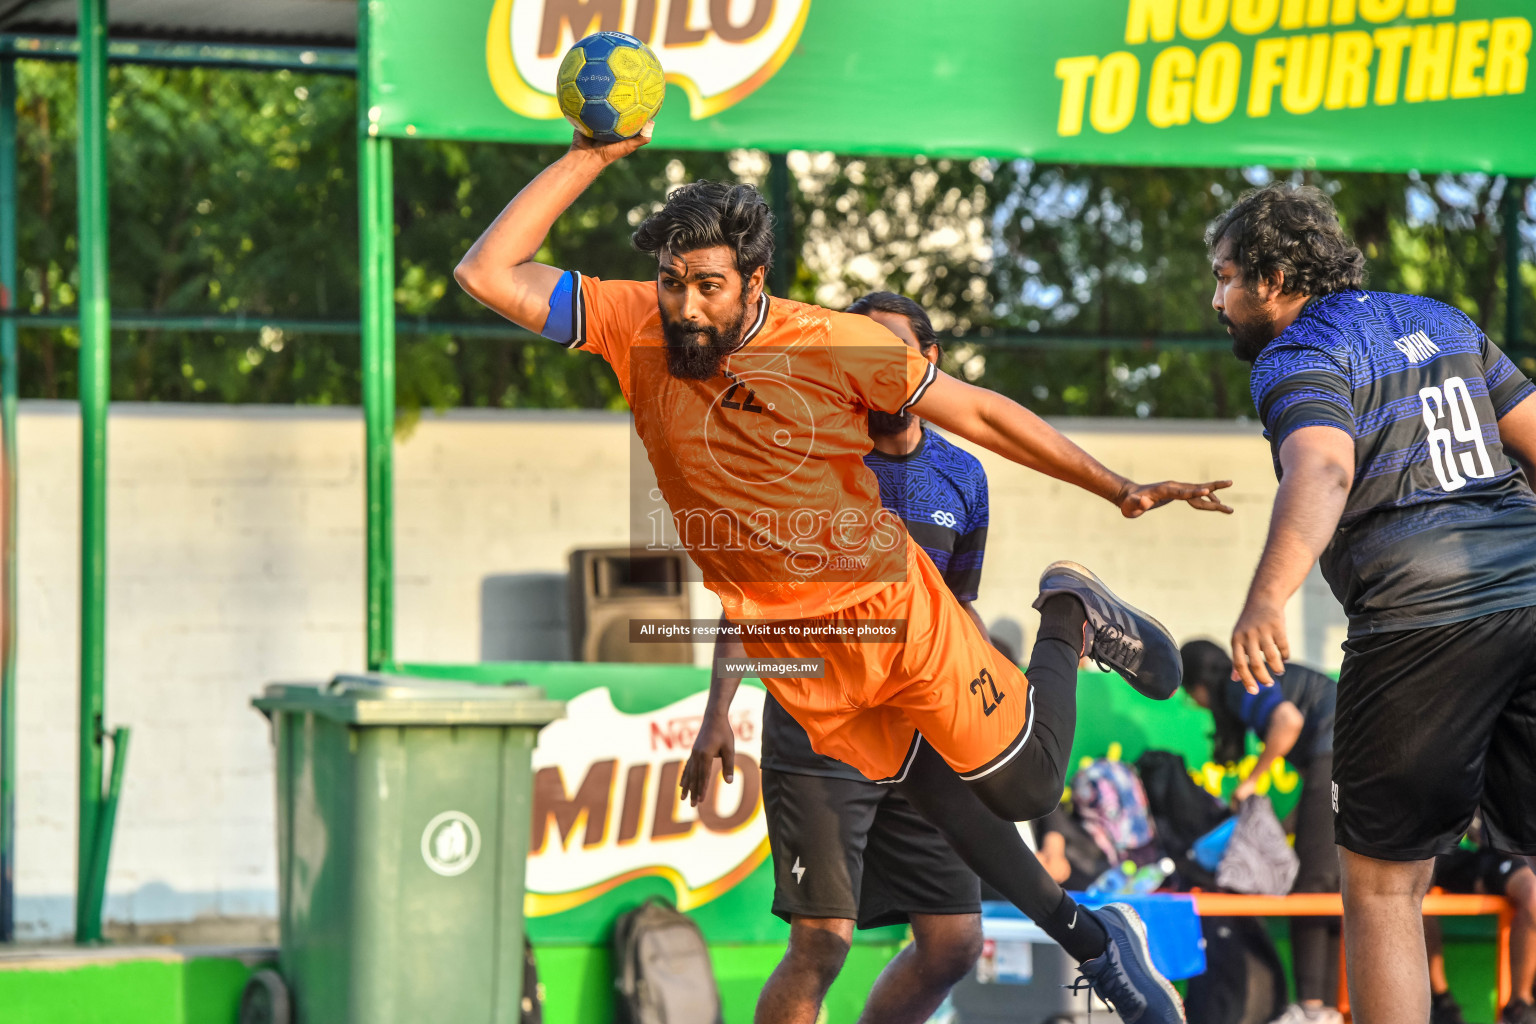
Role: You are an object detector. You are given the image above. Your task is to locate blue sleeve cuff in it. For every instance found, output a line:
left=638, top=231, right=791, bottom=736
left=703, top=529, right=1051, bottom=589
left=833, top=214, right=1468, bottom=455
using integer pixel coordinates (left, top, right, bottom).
left=1240, top=684, right=1284, bottom=735
left=540, top=271, right=577, bottom=346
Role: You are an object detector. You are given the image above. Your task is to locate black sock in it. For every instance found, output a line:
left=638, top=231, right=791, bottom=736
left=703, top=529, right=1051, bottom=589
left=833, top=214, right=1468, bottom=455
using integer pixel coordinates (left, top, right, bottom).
left=1043, top=889, right=1109, bottom=963
left=1036, top=593, right=1088, bottom=653
left=896, top=742, right=1108, bottom=963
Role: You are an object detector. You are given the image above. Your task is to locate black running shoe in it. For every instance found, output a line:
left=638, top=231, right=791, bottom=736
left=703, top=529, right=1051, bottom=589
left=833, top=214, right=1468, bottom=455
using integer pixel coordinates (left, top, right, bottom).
left=1432, top=991, right=1468, bottom=1024
left=1501, top=999, right=1536, bottom=1024
left=1032, top=560, right=1181, bottom=700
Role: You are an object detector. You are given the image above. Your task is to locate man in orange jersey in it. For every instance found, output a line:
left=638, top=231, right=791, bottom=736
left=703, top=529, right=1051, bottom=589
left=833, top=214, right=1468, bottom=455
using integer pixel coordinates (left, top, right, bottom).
left=455, top=123, right=1230, bottom=1024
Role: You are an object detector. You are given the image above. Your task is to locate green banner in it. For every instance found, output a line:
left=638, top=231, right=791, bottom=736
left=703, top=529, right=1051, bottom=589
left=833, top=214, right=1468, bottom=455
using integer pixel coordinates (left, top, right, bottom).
left=401, top=660, right=1296, bottom=945
left=368, top=0, right=1534, bottom=173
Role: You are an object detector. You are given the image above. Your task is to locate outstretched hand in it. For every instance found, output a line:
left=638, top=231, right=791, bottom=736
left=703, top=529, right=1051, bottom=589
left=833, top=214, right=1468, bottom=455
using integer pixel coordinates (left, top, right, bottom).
left=679, top=712, right=735, bottom=808
left=1117, top=479, right=1234, bottom=519
left=1230, top=596, right=1287, bottom=693
left=569, top=119, right=656, bottom=165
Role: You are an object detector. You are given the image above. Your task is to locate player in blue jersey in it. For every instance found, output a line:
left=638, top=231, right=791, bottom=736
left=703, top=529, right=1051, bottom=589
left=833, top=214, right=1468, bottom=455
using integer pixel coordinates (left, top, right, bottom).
left=688, top=293, right=1001, bottom=1024
left=1210, top=183, right=1536, bottom=1024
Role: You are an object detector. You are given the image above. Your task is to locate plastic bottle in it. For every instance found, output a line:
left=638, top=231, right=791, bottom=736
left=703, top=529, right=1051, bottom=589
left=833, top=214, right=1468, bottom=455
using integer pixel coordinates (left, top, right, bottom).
left=1085, top=861, right=1136, bottom=899
left=1127, top=857, right=1176, bottom=895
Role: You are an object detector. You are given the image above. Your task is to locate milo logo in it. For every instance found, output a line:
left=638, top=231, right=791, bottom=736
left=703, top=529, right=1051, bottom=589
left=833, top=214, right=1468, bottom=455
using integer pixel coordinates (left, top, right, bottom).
left=487, top=0, right=813, bottom=120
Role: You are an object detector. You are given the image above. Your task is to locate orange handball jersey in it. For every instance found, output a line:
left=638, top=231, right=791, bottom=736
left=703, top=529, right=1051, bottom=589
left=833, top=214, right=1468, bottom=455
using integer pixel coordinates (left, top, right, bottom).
left=570, top=274, right=938, bottom=622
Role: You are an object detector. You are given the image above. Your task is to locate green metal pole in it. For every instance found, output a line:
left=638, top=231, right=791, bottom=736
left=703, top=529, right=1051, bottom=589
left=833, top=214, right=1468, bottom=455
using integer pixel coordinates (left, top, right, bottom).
left=80, top=727, right=127, bottom=935
left=768, top=152, right=791, bottom=297
left=1506, top=178, right=1526, bottom=356
left=359, top=0, right=394, bottom=671
left=75, top=0, right=109, bottom=944
left=0, top=55, right=18, bottom=945
left=360, top=134, right=394, bottom=671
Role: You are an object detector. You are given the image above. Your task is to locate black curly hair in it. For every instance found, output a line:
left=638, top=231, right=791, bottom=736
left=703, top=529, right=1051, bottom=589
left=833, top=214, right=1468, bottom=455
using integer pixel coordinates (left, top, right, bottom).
left=632, top=180, right=775, bottom=281
left=845, top=291, right=940, bottom=355
left=1181, top=639, right=1247, bottom=764
left=1206, top=182, right=1366, bottom=296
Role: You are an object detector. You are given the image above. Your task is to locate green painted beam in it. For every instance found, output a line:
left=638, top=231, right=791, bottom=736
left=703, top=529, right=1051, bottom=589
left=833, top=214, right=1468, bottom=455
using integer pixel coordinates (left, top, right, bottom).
left=0, top=937, right=1504, bottom=1024
left=0, top=952, right=272, bottom=1024
left=0, top=33, right=356, bottom=75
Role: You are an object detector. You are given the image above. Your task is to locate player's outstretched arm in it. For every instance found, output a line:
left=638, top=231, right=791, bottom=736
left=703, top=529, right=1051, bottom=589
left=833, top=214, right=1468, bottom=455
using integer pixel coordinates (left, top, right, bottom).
left=679, top=614, right=744, bottom=807
left=453, top=125, right=655, bottom=332
left=910, top=370, right=1233, bottom=517
left=1230, top=425, right=1353, bottom=692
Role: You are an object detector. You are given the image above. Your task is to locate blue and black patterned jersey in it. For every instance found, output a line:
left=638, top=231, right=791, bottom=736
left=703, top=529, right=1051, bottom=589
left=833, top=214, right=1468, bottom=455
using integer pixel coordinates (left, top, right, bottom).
left=762, top=427, right=991, bottom=779
left=862, top=429, right=989, bottom=602
left=1250, top=289, right=1536, bottom=636
left=1220, top=662, right=1335, bottom=762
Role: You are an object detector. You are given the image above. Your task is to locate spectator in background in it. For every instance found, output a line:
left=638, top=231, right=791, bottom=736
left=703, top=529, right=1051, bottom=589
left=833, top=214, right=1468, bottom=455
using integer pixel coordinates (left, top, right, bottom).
left=1033, top=803, right=1111, bottom=891
left=1424, top=818, right=1536, bottom=1024
left=1182, top=640, right=1341, bottom=1024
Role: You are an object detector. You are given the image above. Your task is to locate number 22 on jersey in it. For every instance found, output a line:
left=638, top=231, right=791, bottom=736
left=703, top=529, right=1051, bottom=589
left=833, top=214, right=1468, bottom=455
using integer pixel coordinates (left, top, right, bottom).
left=1420, top=375, right=1494, bottom=492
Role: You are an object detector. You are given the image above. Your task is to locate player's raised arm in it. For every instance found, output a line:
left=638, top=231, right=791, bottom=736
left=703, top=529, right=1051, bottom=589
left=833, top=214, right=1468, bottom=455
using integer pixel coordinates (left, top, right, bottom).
left=453, top=126, right=654, bottom=333
left=910, top=370, right=1234, bottom=518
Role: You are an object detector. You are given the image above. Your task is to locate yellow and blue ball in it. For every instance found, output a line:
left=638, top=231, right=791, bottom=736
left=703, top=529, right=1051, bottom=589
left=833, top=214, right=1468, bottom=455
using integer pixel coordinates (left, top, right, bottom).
left=557, top=32, right=665, bottom=143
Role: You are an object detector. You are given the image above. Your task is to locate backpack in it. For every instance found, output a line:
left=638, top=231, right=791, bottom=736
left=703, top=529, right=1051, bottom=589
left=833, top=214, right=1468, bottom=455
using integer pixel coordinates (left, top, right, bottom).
left=1183, top=916, right=1287, bottom=1024
left=612, top=898, right=724, bottom=1024
left=1135, top=750, right=1230, bottom=889
left=1070, top=759, right=1158, bottom=864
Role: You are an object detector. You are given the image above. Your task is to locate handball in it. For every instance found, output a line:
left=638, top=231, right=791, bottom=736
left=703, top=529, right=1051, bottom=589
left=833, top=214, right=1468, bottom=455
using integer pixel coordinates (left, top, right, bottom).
left=556, top=32, right=665, bottom=143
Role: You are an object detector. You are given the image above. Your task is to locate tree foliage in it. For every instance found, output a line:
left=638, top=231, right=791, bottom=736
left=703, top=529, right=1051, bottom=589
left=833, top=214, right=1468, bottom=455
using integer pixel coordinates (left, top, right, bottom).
left=9, top=60, right=1534, bottom=420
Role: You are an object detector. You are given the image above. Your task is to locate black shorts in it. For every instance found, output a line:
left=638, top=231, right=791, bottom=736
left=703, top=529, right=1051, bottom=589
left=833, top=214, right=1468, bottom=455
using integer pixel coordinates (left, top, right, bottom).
left=762, top=767, right=980, bottom=930
left=1433, top=848, right=1529, bottom=896
left=1334, top=606, right=1536, bottom=861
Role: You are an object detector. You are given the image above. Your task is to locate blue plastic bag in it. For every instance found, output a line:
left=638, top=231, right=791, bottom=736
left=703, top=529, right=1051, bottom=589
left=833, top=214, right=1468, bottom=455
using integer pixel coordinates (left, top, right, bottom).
left=981, top=893, right=1207, bottom=981
left=1190, top=815, right=1237, bottom=872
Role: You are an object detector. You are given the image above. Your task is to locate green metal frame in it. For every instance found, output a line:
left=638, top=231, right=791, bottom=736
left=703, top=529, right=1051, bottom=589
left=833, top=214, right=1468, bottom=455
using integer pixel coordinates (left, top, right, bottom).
left=0, top=309, right=1245, bottom=351
left=0, top=0, right=1526, bottom=947
left=0, top=34, right=356, bottom=75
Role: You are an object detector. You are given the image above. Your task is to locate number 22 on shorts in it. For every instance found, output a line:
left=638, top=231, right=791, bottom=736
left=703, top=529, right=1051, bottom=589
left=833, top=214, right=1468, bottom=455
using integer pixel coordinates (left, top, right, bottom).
left=1420, top=375, right=1494, bottom=492
left=969, top=667, right=1005, bottom=716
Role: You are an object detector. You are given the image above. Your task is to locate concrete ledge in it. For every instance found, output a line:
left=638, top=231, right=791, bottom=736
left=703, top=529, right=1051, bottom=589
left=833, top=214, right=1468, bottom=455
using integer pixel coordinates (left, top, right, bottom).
left=0, top=944, right=276, bottom=971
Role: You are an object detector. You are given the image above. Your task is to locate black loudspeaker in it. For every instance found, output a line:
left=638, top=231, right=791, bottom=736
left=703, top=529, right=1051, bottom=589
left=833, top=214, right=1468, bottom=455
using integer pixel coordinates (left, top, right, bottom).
left=567, top=548, right=692, bottom=664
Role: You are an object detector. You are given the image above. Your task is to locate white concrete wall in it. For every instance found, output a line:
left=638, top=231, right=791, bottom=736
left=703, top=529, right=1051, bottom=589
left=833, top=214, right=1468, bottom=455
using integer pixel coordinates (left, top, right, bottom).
left=8, top=402, right=1344, bottom=940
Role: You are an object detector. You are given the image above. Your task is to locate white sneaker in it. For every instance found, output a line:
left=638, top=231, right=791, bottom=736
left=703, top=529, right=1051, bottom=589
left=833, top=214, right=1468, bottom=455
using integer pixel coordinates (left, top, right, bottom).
left=1270, top=1006, right=1344, bottom=1024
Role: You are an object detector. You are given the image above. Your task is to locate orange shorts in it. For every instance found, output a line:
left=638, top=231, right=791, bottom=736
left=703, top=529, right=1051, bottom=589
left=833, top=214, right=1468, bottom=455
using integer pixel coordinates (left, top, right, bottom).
left=747, top=544, right=1033, bottom=781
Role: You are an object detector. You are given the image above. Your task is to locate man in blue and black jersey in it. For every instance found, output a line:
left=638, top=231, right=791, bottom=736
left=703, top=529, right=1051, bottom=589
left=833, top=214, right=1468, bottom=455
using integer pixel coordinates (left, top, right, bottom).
left=1210, top=183, right=1536, bottom=1024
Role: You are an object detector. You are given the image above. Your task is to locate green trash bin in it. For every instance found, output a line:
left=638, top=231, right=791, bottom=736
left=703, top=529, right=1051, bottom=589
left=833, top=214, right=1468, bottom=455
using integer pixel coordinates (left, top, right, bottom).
left=248, top=673, right=565, bottom=1024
